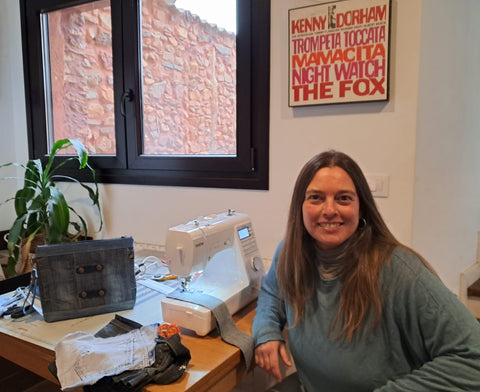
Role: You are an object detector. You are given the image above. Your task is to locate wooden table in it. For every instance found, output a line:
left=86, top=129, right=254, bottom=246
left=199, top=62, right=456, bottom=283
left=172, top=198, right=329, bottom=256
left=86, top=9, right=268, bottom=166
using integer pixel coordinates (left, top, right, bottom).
left=145, top=303, right=255, bottom=392
left=0, top=291, right=257, bottom=392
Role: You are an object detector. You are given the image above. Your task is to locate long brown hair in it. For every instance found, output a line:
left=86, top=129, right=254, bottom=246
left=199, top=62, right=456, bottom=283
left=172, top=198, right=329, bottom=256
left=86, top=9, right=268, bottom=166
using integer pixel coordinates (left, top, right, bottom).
left=277, top=150, right=435, bottom=341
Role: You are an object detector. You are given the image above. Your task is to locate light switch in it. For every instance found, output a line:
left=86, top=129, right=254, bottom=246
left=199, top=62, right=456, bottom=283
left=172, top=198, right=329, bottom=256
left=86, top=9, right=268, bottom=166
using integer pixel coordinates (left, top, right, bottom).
left=366, top=174, right=389, bottom=198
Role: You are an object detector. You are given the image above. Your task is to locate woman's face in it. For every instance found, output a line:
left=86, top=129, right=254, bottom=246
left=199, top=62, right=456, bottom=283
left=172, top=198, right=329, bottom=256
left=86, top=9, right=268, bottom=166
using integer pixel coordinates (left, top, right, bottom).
left=302, top=166, right=360, bottom=250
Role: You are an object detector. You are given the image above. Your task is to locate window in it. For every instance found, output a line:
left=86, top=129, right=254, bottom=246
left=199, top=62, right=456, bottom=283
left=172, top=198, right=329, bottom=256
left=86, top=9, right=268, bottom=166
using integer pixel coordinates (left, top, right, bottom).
left=20, top=0, right=270, bottom=189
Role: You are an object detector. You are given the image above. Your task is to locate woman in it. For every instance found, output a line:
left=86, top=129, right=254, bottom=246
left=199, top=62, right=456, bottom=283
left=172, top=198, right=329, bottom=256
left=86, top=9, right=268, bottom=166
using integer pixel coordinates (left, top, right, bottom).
left=253, top=150, right=480, bottom=391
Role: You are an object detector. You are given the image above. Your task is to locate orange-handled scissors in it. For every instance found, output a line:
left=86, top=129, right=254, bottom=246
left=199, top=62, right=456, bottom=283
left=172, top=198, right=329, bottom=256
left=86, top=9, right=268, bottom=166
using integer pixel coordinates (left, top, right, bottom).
left=153, top=273, right=178, bottom=281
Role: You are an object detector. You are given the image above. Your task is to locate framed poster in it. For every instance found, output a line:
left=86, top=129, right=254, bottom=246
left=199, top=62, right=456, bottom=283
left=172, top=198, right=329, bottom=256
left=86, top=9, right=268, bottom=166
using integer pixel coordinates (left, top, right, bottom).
left=288, top=0, right=391, bottom=107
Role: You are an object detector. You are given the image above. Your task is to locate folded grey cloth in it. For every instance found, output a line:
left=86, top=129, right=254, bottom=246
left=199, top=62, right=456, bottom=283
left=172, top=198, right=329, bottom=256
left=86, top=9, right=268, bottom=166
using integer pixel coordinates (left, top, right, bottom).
left=167, top=289, right=254, bottom=369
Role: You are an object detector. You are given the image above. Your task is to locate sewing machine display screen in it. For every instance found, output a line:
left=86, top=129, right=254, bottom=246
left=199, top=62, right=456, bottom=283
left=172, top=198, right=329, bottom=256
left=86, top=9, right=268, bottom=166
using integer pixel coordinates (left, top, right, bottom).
left=237, top=226, right=250, bottom=240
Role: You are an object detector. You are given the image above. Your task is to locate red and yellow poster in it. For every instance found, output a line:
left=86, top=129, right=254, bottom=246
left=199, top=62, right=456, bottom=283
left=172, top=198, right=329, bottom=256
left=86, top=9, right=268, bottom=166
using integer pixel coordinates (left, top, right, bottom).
left=289, top=0, right=391, bottom=106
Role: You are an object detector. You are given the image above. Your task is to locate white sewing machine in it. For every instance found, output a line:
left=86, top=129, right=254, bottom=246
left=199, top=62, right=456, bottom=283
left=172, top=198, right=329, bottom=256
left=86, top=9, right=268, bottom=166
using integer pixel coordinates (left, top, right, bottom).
left=161, top=210, right=265, bottom=336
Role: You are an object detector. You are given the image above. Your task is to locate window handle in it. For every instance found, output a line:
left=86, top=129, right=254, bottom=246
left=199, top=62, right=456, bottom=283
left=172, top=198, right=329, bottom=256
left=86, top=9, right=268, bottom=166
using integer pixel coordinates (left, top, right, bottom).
left=121, top=89, right=134, bottom=117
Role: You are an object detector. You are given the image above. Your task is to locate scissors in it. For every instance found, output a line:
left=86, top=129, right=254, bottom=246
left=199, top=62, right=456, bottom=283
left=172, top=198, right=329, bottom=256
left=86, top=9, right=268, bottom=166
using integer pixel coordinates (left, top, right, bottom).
left=2, top=269, right=38, bottom=319
left=153, top=273, right=178, bottom=281
left=1, top=304, right=32, bottom=319
left=0, top=288, right=24, bottom=309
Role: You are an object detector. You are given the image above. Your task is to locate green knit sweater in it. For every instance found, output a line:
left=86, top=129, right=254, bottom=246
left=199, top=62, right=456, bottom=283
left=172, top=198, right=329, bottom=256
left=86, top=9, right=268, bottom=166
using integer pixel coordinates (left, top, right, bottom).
left=253, top=245, right=480, bottom=391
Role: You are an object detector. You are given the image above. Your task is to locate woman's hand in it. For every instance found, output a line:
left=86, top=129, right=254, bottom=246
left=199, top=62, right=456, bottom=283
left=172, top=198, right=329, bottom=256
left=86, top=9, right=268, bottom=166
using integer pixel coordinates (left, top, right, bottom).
left=255, top=340, right=292, bottom=382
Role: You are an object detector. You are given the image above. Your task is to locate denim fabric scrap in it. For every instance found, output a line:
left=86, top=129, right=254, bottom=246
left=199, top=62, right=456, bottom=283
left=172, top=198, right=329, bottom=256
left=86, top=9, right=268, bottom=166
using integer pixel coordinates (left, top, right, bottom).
left=55, top=324, right=158, bottom=391
left=86, top=333, right=191, bottom=392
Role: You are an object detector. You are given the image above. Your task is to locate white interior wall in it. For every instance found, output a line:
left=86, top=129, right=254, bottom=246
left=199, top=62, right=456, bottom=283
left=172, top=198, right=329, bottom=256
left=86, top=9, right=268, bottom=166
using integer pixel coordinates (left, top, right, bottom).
left=413, top=0, right=480, bottom=293
left=0, top=1, right=28, bottom=229
left=97, top=0, right=422, bottom=262
left=2, top=0, right=478, bottom=295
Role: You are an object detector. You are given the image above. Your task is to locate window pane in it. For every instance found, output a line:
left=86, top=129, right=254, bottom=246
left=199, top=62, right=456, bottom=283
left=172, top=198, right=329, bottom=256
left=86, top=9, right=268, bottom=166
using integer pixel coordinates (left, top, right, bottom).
left=43, top=0, right=115, bottom=155
left=141, top=0, right=237, bottom=156
left=22, top=0, right=270, bottom=189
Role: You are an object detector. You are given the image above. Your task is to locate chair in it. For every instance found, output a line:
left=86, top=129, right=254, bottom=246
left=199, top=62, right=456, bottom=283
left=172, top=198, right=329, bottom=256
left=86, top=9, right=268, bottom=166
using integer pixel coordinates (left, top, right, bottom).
left=459, top=261, right=480, bottom=320
left=266, top=372, right=303, bottom=392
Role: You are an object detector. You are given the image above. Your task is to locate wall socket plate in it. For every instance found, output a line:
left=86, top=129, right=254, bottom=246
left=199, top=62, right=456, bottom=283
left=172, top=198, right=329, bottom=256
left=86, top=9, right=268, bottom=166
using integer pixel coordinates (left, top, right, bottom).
left=366, top=174, right=389, bottom=198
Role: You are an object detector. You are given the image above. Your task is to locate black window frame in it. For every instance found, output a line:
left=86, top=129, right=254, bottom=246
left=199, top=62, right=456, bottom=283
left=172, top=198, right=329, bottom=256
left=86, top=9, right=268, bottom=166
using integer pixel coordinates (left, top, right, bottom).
left=20, top=0, right=270, bottom=190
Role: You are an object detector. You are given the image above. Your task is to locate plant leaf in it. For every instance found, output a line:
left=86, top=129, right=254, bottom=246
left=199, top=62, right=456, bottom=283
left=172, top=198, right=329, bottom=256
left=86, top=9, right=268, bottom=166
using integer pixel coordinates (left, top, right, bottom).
left=25, top=212, right=42, bottom=236
left=14, top=188, right=29, bottom=217
left=70, top=139, right=88, bottom=168
left=44, top=139, right=72, bottom=178
left=69, top=206, right=89, bottom=238
left=2, top=138, right=103, bottom=268
left=47, top=187, right=70, bottom=243
left=7, top=253, right=18, bottom=278
left=7, top=215, right=27, bottom=253
left=51, top=173, right=102, bottom=231
left=25, top=159, right=42, bottom=185
left=49, top=138, right=72, bottom=157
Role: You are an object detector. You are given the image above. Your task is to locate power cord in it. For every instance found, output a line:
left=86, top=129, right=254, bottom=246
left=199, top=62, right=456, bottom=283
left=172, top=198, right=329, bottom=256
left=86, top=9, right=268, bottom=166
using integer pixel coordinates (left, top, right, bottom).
left=134, top=255, right=169, bottom=280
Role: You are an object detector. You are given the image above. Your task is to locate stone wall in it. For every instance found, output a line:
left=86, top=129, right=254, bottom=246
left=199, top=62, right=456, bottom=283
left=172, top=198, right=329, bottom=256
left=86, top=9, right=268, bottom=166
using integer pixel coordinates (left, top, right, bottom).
left=49, top=0, right=236, bottom=155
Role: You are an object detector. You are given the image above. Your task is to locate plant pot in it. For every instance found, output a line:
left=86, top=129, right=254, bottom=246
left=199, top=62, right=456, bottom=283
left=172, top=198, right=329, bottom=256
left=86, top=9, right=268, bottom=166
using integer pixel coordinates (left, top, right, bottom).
left=17, top=234, right=46, bottom=275
left=0, top=230, right=30, bottom=294
left=2, top=232, right=46, bottom=276
left=3, top=231, right=93, bottom=278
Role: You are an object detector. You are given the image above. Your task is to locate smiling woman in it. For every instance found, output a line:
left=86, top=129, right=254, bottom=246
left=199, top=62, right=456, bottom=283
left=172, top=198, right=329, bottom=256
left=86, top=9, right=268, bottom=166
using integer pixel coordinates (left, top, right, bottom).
left=302, top=166, right=360, bottom=251
left=253, top=150, right=480, bottom=391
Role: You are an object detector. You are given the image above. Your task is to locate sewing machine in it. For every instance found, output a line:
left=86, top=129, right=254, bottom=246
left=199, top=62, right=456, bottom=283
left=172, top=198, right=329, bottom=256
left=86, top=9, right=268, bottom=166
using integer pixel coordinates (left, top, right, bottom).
left=161, top=210, right=265, bottom=336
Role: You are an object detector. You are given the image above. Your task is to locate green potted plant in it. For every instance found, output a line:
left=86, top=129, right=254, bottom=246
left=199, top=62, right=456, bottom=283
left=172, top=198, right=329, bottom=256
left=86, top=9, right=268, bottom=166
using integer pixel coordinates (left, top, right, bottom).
left=1, top=138, right=102, bottom=278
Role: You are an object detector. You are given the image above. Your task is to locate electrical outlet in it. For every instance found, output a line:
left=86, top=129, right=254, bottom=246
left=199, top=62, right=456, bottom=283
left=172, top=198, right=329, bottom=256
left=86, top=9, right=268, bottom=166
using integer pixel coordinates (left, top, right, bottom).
left=134, top=242, right=165, bottom=259
left=366, top=174, right=389, bottom=198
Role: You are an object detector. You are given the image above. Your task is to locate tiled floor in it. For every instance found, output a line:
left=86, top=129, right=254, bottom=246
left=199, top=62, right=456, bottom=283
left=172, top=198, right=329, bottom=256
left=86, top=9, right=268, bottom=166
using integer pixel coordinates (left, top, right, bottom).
left=0, top=357, right=60, bottom=392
